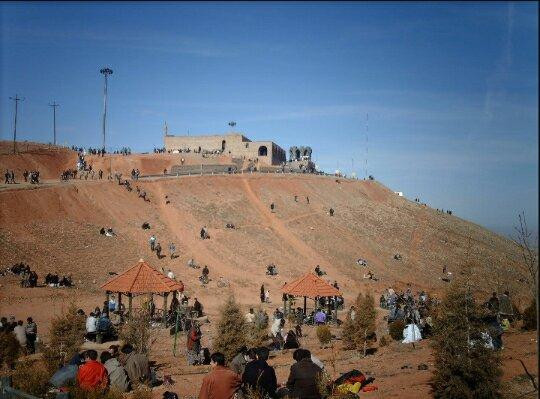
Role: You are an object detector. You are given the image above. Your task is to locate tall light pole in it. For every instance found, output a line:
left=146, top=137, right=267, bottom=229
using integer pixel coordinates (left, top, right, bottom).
left=9, top=94, right=25, bottom=154
left=100, top=67, right=113, bottom=152
left=49, top=101, right=59, bottom=145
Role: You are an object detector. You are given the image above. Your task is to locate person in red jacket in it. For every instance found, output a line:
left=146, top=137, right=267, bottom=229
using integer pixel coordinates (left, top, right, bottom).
left=77, top=350, right=108, bottom=390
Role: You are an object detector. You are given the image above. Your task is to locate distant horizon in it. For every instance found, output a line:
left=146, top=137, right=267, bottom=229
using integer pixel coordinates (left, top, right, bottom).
left=1, top=1, right=537, bottom=241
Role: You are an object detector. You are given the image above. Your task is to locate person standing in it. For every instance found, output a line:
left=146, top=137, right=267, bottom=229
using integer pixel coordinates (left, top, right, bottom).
left=13, top=320, right=27, bottom=349
left=155, top=243, right=162, bottom=259
left=187, top=322, right=203, bottom=366
left=260, top=284, right=265, bottom=303
left=169, top=243, right=176, bottom=259
left=25, top=317, right=37, bottom=354
left=149, top=235, right=156, bottom=251
left=198, top=352, right=242, bottom=399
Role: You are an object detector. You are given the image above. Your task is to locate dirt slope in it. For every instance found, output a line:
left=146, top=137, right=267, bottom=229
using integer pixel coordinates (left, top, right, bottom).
left=0, top=146, right=535, bottom=398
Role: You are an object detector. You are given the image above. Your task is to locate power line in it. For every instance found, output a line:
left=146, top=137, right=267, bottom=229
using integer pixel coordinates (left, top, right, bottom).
left=49, top=101, right=60, bottom=145
left=9, top=94, right=25, bottom=154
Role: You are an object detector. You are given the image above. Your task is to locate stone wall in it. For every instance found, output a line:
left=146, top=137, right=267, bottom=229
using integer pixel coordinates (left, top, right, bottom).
left=164, top=133, right=286, bottom=165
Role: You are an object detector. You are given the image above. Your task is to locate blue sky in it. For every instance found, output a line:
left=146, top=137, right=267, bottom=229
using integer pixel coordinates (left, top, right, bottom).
left=1, top=2, right=538, bottom=238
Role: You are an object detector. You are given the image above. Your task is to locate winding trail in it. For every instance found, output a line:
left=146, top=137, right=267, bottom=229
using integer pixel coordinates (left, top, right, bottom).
left=241, top=177, right=332, bottom=270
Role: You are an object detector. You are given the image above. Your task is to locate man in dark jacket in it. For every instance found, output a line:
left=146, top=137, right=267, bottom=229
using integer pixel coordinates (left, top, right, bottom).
left=243, top=347, right=277, bottom=398
left=286, top=349, right=322, bottom=399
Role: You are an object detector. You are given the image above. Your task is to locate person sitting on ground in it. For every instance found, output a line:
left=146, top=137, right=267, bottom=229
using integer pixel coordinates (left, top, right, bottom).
left=100, top=351, right=130, bottom=392
left=187, top=258, right=199, bottom=269
left=97, top=313, right=114, bottom=342
left=119, top=343, right=151, bottom=387
left=77, top=350, right=108, bottom=391
left=142, top=222, right=150, bottom=229
left=99, top=227, right=106, bottom=235
left=245, top=308, right=255, bottom=323
left=266, top=264, right=278, bottom=275
left=242, top=347, right=277, bottom=398
left=329, top=208, right=334, bottom=216
left=167, top=269, right=176, bottom=280
left=314, top=265, right=324, bottom=276
left=226, top=223, right=236, bottom=229
left=199, top=352, right=242, bottom=399
left=283, top=330, right=300, bottom=349
left=287, top=349, right=322, bottom=399
left=230, top=346, right=249, bottom=375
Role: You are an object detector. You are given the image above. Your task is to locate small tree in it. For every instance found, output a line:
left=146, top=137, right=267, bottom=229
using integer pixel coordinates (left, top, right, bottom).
left=431, top=282, right=502, bottom=398
left=214, top=295, right=248, bottom=362
left=118, top=309, right=154, bottom=356
left=42, top=303, right=86, bottom=372
left=341, top=292, right=376, bottom=356
left=247, top=308, right=269, bottom=347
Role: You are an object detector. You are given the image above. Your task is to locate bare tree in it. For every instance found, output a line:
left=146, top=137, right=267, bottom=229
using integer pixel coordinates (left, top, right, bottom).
left=511, top=212, right=538, bottom=301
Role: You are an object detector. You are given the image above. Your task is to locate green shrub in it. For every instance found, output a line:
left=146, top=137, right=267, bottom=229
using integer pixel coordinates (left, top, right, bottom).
left=388, top=320, right=405, bottom=341
left=12, top=358, right=51, bottom=396
left=316, top=325, right=332, bottom=346
left=0, top=331, right=21, bottom=369
left=341, top=292, right=377, bottom=355
left=118, top=308, right=153, bottom=355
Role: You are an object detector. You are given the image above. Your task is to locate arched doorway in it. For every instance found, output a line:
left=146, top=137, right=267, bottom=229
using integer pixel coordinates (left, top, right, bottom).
left=258, top=146, right=268, bottom=156
left=222, top=140, right=226, bottom=151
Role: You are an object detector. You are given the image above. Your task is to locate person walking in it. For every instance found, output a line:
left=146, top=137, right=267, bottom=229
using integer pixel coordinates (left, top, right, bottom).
left=155, top=243, right=162, bottom=259
left=149, top=235, right=156, bottom=251
left=260, top=284, right=265, bottom=303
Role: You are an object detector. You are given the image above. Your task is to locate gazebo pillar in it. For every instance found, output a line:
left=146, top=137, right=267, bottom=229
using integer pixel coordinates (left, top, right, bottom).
left=128, top=293, right=133, bottom=315
left=303, top=296, right=307, bottom=315
left=283, top=296, right=287, bottom=317
left=327, top=296, right=332, bottom=319
left=118, top=292, right=122, bottom=311
left=334, top=296, right=338, bottom=323
left=163, top=293, right=169, bottom=324
left=105, top=291, right=110, bottom=317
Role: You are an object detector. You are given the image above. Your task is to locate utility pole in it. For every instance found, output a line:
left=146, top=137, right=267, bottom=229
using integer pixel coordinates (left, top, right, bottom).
left=9, top=94, right=24, bottom=154
left=365, top=113, right=369, bottom=179
left=49, top=101, right=59, bottom=145
left=100, top=67, right=113, bottom=152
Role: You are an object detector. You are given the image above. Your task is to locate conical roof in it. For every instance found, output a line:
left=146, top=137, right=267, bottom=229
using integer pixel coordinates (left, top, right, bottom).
left=282, top=272, right=342, bottom=298
left=101, top=259, right=184, bottom=294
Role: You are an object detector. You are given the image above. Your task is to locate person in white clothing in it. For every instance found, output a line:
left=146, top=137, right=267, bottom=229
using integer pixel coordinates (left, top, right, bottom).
left=85, top=312, right=98, bottom=341
left=264, top=290, right=271, bottom=303
left=13, top=320, right=27, bottom=347
left=167, top=269, right=175, bottom=280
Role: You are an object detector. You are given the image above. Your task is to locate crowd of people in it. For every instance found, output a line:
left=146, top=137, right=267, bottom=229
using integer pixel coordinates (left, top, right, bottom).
left=50, top=344, right=153, bottom=392
left=0, top=316, right=38, bottom=355
left=380, top=287, right=434, bottom=342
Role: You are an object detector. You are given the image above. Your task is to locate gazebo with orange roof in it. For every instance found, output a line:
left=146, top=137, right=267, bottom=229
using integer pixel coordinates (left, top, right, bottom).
left=101, top=259, right=184, bottom=322
left=281, top=272, right=342, bottom=320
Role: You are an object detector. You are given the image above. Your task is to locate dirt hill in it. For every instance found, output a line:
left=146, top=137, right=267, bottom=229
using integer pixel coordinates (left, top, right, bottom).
left=0, top=143, right=534, bottom=398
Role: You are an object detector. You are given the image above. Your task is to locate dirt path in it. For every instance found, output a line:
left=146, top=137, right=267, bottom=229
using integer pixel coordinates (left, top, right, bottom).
left=241, top=177, right=331, bottom=270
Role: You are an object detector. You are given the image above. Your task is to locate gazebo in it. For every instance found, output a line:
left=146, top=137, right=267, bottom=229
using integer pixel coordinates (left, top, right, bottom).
left=281, top=272, right=342, bottom=321
left=101, top=259, right=184, bottom=323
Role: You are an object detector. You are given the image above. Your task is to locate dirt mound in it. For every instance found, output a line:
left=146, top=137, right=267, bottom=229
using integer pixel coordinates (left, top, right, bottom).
left=0, top=148, right=534, bottom=398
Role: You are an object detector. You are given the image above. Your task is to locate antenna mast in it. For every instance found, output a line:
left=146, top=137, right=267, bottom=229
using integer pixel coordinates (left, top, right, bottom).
left=365, top=113, right=369, bottom=179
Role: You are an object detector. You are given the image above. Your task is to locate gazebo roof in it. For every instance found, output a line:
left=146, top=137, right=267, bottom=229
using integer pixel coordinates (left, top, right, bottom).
left=282, top=272, right=342, bottom=299
left=101, top=259, right=184, bottom=294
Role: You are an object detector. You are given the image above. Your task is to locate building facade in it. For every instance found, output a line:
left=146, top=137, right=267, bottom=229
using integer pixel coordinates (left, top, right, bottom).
left=164, top=133, right=286, bottom=166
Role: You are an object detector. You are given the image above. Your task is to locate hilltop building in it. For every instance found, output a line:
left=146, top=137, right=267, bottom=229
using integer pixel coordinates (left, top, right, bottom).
left=164, top=132, right=286, bottom=166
